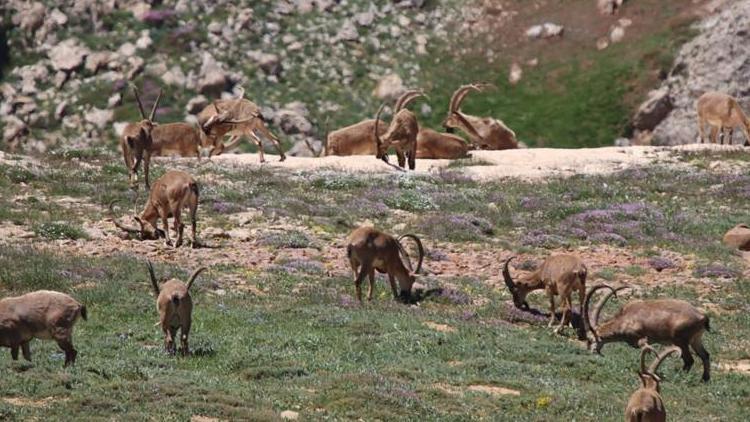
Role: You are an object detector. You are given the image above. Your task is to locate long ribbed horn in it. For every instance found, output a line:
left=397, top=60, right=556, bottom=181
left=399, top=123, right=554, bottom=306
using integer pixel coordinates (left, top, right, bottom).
left=648, top=346, right=682, bottom=376
left=147, top=261, right=160, bottom=295
left=186, top=267, right=207, bottom=291
left=640, top=344, right=657, bottom=374
left=398, top=234, right=424, bottom=274
left=148, top=89, right=163, bottom=122
left=131, top=85, right=146, bottom=119
left=449, top=84, right=481, bottom=113
left=583, top=284, right=616, bottom=345
left=394, top=89, right=425, bottom=112
left=592, top=285, right=629, bottom=327
left=109, top=200, right=140, bottom=234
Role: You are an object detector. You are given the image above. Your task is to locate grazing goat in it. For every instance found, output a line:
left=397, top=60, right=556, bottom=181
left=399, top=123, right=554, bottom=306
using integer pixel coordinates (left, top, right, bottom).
left=374, top=90, right=425, bottom=169
left=585, top=285, right=711, bottom=381
left=625, top=344, right=681, bottom=422
left=196, top=90, right=286, bottom=162
left=120, top=85, right=161, bottom=189
left=111, top=170, right=199, bottom=248
left=416, top=128, right=471, bottom=159
left=0, top=290, right=87, bottom=367
left=696, top=91, right=750, bottom=146
left=346, top=227, right=424, bottom=303
left=147, top=261, right=206, bottom=355
left=325, top=119, right=387, bottom=156
left=443, top=84, right=518, bottom=150
left=503, top=255, right=588, bottom=338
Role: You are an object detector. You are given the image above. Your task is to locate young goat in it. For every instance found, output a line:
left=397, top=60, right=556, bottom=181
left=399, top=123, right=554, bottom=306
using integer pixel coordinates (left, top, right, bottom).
left=373, top=90, right=426, bottom=170
left=147, top=261, right=207, bottom=355
left=0, top=290, right=87, bottom=367
left=503, top=255, right=588, bottom=338
left=625, top=345, right=681, bottom=422
left=585, top=285, right=711, bottom=381
left=696, top=91, right=750, bottom=146
left=111, top=170, right=199, bottom=248
left=346, top=227, right=424, bottom=303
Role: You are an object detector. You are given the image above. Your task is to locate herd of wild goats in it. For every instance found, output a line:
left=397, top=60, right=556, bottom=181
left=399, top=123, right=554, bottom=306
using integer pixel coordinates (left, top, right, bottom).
left=4, top=82, right=750, bottom=421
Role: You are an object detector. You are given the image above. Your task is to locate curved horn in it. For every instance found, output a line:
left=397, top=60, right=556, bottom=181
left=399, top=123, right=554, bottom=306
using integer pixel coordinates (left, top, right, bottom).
left=449, top=84, right=481, bottom=113
left=583, top=284, right=617, bottom=344
left=648, top=346, right=682, bottom=375
left=131, top=85, right=147, bottom=119
left=148, top=89, right=163, bottom=122
left=398, top=234, right=424, bottom=274
left=394, top=89, right=424, bottom=112
left=186, top=267, right=208, bottom=291
left=147, top=260, right=160, bottom=295
left=592, top=285, right=629, bottom=327
left=639, top=344, right=658, bottom=374
left=502, top=256, right=517, bottom=292
left=109, top=200, right=140, bottom=234
left=374, top=103, right=386, bottom=153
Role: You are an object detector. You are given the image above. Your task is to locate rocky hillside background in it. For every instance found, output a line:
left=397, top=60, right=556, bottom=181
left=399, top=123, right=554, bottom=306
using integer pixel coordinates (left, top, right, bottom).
left=0, top=0, right=740, bottom=155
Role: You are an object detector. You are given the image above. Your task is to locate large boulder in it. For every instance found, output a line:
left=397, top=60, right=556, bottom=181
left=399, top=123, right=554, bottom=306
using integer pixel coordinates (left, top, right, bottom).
left=48, top=39, right=89, bottom=72
left=197, top=53, right=229, bottom=96
left=373, top=74, right=405, bottom=100
left=633, top=88, right=673, bottom=132
left=723, top=224, right=750, bottom=251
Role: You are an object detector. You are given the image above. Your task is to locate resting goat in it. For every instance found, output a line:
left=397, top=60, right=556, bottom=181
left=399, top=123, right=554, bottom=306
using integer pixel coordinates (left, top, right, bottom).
left=503, top=255, right=587, bottom=338
left=0, top=290, right=87, bottom=367
left=197, top=89, right=286, bottom=162
left=374, top=90, right=426, bottom=169
left=147, top=261, right=206, bottom=355
left=415, top=128, right=470, bottom=159
left=585, top=285, right=711, bottom=381
left=325, top=119, right=386, bottom=156
left=625, top=344, right=681, bottom=422
left=443, top=84, right=518, bottom=150
left=111, top=170, right=199, bottom=248
left=696, top=91, right=750, bottom=146
left=346, top=227, right=424, bottom=303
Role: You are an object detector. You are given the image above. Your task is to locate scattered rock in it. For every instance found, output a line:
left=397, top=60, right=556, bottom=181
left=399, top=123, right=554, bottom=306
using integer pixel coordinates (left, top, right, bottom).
left=373, top=74, right=405, bottom=100
left=596, top=37, right=610, bottom=50
left=108, top=93, right=122, bottom=109
left=509, top=62, right=523, bottom=85
left=48, top=39, right=89, bottom=72
left=597, top=0, right=625, bottom=15
left=610, top=26, right=626, bottom=43
left=526, top=23, right=564, bottom=39
left=247, top=51, right=282, bottom=76
left=162, top=66, right=187, bottom=87
left=355, top=11, right=375, bottom=27
left=202, top=227, right=230, bottom=239
left=276, top=102, right=313, bottom=135
left=633, top=88, right=673, bottom=132
left=198, top=53, right=229, bottom=96
left=336, top=19, right=359, bottom=42
left=84, top=108, right=114, bottom=130
left=84, top=52, right=111, bottom=75
left=280, top=410, right=299, bottom=420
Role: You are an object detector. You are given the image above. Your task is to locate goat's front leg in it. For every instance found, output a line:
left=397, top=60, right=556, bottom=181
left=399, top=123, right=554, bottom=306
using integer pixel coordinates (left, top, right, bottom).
left=547, top=291, right=557, bottom=328
left=10, top=345, right=18, bottom=360
left=354, top=262, right=371, bottom=303
left=161, top=215, right=172, bottom=246
left=21, top=341, right=31, bottom=361
left=250, top=133, right=266, bottom=163
left=367, top=268, right=376, bottom=301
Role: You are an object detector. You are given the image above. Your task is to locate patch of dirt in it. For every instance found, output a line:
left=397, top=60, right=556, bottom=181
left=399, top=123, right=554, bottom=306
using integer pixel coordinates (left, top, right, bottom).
left=0, top=222, right=35, bottom=240
left=424, top=321, right=456, bottom=333
left=433, top=384, right=520, bottom=397
left=718, top=360, right=750, bottom=375
left=191, top=416, right=226, bottom=422
left=3, top=397, right=66, bottom=408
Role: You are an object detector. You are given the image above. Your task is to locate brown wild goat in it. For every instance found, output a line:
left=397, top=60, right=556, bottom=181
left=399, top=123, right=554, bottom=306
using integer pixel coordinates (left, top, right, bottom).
left=346, top=227, right=424, bottom=302
left=111, top=170, right=199, bottom=248
left=696, top=91, right=750, bottom=146
left=625, top=344, right=681, bottom=422
left=503, top=255, right=587, bottom=338
left=120, top=85, right=161, bottom=189
left=324, top=119, right=387, bottom=156
left=0, top=290, right=87, bottom=367
left=585, top=285, right=711, bottom=381
left=443, top=84, right=518, bottom=150
left=415, top=128, right=470, bottom=159
left=374, top=90, right=426, bottom=169
left=196, top=90, right=286, bottom=162
left=147, top=261, right=207, bottom=355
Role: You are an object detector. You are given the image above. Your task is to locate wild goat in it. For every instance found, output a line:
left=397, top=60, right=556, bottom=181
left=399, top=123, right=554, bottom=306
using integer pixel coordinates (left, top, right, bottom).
left=120, top=85, right=161, bottom=189
left=346, top=227, right=424, bottom=303
left=443, top=84, right=518, bottom=150
left=696, top=91, right=750, bottom=146
left=196, top=90, right=287, bottom=162
left=147, top=261, right=207, bottom=355
left=625, top=344, right=681, bottom=422
left=373, top=90, right=426, bottom=169
left=111, top=170, right=199, bottom=248
left=324, top=119, right=386, bottom=156
left=503, top=255, right=588, bottom=338
left=585, top=285, right=711, bottom=381
left=415, top=128, right=470, bottom=159
left=0, top=290, right=87, bottom=367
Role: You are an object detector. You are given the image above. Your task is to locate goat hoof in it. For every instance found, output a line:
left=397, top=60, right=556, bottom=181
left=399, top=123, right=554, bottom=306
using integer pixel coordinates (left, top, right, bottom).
left=279, top=155, right=287, bottom=162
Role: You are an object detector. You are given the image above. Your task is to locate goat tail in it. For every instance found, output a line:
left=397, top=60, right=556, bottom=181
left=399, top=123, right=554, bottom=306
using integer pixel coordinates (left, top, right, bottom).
left=80, top=305, right=88, bottom=321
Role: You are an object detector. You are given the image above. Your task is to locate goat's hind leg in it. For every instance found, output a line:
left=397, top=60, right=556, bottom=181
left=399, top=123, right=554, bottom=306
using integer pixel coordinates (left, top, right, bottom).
left=21, top=341, right=31, bottom=361
left=691, top=334, right=711, bottom=382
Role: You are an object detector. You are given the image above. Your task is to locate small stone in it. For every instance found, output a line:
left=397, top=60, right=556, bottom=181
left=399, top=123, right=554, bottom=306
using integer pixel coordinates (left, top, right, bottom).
left=108, top=93, right=122, bottom=108
left=48, top=38, right=89, bottom=72
left=610, top=26, right=625, bottom=43
left=85, top=107, right=114, bottom=130
left=509, top=63, right=523, bottom=85
left=373, top=74, right=404, bottom=100
left=280, top=410, right=299, bottom=420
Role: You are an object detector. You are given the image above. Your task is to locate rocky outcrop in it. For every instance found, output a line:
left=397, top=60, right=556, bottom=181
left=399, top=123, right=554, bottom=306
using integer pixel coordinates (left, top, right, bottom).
left=649, top=0, right=750, bottom=145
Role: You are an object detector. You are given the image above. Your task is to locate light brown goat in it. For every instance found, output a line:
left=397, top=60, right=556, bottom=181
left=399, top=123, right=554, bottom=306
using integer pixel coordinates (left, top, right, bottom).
left=120, top=85, right=161, bottom=189
left=625, top=345, right=681, bottom=422
left=503, top=255, right=587, bottom=338
left=324, top=119, right=387, bottom=156
left=696, top=91, right=750, bottom=146
left=416, top=128, right=470, bottom=159
left=0, top=290, right=87, bottom=367
left=147, top=261, right=206, bottom=355
left=346, top=227, right=424, bottom=303
left=585, top=285, right=711, bottom=381
left=196, top=92, right=286, bottom=162
left=111, top=170, right=199, bottom=248
left=374, top=90, right=426, bottom=170
left=443, top=84, right=518, bottom=150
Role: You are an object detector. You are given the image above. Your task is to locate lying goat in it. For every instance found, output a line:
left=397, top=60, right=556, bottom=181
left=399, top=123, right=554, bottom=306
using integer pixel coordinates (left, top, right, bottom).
left=346, top=227, right=424, bottom=302
left=111, top=170, right=199, bottom=248
left=585, top=285, right=711, bottom=381
left=625, top=344, right=681, bottom=422
left=0, top=290, right=87, bottom=367
left=147, top=261, right=207, bottom=355
left=503, top=255, right=587, bottom=338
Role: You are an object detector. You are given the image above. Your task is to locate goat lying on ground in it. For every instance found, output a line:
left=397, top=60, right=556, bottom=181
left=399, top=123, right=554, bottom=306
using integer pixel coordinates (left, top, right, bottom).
left=346, top=227, right=424, bottom=302
left=503, top=255, right=588, bottom=338
left=0, top=290, right=87, bottom=367
left=625, top=344, right=681, bottom=422
left=415, top=128, right=470, bottom=159
left=111, top=170, right=199, bottom=248
left=585, top=285, right=711, bottom=381
left=696, top=91, right=750, bottom=146
left=442, top=84, right=518, bottom=150
left=147, top=261, right=206, bottom=355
